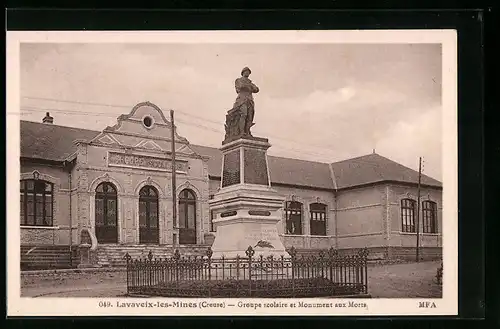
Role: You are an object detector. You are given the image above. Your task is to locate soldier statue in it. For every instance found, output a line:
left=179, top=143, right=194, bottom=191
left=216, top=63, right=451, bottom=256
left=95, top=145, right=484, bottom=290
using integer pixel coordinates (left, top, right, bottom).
left=224, top=67, right=260, bottom=140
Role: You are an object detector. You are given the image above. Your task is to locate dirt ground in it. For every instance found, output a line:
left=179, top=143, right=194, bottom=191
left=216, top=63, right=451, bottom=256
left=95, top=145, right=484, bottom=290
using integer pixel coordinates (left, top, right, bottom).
left=366, top=260, right=442, bottom=298
left=20, top=260, right=442, bottom=298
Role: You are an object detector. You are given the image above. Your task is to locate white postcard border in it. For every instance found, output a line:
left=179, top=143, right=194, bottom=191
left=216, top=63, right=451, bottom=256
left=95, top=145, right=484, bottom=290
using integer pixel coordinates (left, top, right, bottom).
left=7, top=29, right=458, bottom=316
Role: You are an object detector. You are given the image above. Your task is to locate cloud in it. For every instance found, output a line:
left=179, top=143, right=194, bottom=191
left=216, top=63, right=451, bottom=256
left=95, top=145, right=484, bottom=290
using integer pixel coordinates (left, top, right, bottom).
left=19, top=43, right=442, bottom=179
left=375, top=105, right=442, bottom=180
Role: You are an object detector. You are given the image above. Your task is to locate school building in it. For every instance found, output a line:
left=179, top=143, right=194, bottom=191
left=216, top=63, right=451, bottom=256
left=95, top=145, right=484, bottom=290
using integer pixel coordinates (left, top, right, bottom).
left=19, top=102, right=442, bottom=268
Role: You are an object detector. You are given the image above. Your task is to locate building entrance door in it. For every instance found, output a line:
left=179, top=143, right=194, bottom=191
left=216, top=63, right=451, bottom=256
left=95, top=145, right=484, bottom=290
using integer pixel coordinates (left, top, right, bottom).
left=95, top=182, right=118, bottom=243
left=178, top=189, right=197, bottom=245
left=139, top=186, right=159, bottom=244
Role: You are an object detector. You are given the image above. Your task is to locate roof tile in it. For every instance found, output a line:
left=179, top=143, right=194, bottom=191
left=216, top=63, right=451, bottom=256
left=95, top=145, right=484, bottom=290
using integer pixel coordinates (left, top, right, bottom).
left=20, top=120, right=441, bottom=189
left=330, top=153, right=442, bottom=188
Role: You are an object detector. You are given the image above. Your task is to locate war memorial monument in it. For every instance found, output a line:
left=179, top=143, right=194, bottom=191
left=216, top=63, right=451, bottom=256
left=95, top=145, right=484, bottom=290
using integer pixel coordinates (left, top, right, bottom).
left=209, top=66, right=289, bottom=259
left=124, top=68, right=369, bottom=298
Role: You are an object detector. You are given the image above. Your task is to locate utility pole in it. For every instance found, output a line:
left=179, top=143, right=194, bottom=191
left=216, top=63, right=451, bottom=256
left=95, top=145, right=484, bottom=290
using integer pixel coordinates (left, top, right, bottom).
left=416, top=157, right=422, bottom=263
left=170, top=110, right=177, bottom=242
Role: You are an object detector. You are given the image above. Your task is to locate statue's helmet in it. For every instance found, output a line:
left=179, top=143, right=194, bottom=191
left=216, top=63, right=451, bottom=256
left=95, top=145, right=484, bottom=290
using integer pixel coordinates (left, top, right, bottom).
left=241, top=67, right=251, bottom=76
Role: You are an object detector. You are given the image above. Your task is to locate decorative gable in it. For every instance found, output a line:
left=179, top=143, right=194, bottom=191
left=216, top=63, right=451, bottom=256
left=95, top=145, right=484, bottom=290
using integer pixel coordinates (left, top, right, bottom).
left=96, top=134, right=122, bottom=146
left=175, top=144, right=197, bottom=155
left=88, top=102, right=203, bottom=158
left=135, top=140, right=163, bottom=151
left=102, top=102, right=188, bottom=143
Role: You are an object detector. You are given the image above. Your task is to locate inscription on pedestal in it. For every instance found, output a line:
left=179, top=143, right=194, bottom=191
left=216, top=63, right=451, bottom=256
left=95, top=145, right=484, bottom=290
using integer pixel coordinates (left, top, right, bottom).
left=247, top=227, right=278, bottom=243
left=222, top=150, right=241, bottom=187
left=221, top=211, right=237, bottom=218
left=244, top=149, right=269, bottom=185
left=248, top=210, right=271, bottom=216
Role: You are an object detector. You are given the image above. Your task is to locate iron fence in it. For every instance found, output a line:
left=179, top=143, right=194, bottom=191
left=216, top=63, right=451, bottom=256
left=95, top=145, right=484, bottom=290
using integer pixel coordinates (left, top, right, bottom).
left=125, top=246, right=369, bottom=298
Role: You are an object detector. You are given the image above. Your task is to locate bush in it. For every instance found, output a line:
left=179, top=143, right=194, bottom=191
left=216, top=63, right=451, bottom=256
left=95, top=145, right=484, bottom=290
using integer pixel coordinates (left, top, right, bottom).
left=130, top=277, right=365, bottom=298
left=436, top=263, right=443, bottom=285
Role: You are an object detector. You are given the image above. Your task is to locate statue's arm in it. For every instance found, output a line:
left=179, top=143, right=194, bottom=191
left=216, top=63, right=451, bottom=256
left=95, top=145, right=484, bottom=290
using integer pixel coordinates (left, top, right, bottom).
left=235, top=78, right=256, bottom=93
left=235, top=79, right=244, bottom=93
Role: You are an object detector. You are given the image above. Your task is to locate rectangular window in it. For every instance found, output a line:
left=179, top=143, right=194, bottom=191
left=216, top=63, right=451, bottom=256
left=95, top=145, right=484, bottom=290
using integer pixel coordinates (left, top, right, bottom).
left=401, top=199, right=416, bottom=233
left=285, top=201, right=302, bottom=235
left=20, top=179, right=54, bottom=227
left=26, top=193, right=35, bottom=226
left=310, top=203, right=327, bottom=236
left=423, top=201, right=438, bottom=233
left=44, top=195, right=52, bottom=226
left=35, top=193, right=44, bottom=226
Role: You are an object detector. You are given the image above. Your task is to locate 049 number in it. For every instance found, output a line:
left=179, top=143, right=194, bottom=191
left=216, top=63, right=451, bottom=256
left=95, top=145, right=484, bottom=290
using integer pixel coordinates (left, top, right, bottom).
left=99, top=301, right=112, bottom=308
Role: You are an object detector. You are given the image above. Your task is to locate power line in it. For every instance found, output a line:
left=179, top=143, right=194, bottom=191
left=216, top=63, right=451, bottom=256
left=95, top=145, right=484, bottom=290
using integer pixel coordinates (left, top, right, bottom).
left=21, top=106, right=118, bottom=117
left=21, top=95, right=341, bottom=151
left=22, top=96, right=131, bottom=109
left=19, top=105, right=336, bottom=161
left=21, top=96, right=222, bottom=124
left=174, top=118, right=335, bottom=160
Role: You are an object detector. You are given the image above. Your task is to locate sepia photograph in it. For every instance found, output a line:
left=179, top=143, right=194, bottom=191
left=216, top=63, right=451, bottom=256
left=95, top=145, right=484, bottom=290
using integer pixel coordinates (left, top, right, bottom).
left=7, top=30, right=457, bottom=316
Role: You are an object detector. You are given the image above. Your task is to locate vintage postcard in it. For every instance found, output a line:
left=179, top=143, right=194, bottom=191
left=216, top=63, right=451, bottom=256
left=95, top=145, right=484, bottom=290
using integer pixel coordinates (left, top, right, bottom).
left=7, top=30, right=457, bottom=316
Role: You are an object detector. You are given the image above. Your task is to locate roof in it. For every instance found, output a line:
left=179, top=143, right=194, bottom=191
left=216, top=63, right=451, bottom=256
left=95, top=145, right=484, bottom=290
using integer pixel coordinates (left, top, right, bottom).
left=20, top=120, right=442, bottom=189
left=330, top=153, right=442, bottom=188
left=20, top=121, right=99, bottom=161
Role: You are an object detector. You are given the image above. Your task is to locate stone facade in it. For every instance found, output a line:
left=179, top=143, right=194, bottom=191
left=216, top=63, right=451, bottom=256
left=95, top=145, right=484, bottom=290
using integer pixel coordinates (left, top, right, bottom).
left=20, top=160, right=442, bottom=260
left=19, top=103, right=443, bottom=261
left=204, top=179, right=442, bottom=260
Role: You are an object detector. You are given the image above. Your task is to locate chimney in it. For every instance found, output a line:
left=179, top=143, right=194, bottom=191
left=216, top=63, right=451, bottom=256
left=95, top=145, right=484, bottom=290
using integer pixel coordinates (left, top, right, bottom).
left=43, top=112, right=53, bottom=124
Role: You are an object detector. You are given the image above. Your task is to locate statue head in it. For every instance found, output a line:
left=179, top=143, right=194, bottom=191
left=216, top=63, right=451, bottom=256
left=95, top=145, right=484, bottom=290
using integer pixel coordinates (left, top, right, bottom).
left=241, top=67, right=251, bottom=77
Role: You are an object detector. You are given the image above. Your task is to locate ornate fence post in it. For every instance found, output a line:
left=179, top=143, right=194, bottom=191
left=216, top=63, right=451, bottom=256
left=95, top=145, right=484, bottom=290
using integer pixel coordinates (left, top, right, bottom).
left=268, top=254, right=274, bottom=282
left=147, top=251, right=153, bottom=289
left=288, top=246, right=297, bottom=297
left=319, top=250, right=325, bottom=278
left=206, top=247, right=213, bottom=297
left=139, top=258, right=143, bottom=288
left=236, top=254, right=240, bottom=281
left=246, top=246, right=255, bottom=297
left=221, top=255, right=226, bottom=281
left=173, top=249, right=180, bottom=284
left=328, top=247, right=338, bottom=289
left=135, top=259, right=139, bottom=288
left=124, top=252, right=131, bottom=295
left=160, top=257, right=165, bottom=285
left=357, top=248, right=369, bottom=294
left=280, top=255, right=285, bottom=287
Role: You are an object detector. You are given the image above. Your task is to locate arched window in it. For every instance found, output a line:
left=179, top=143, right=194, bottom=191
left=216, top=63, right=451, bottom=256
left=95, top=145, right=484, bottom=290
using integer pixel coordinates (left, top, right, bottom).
left=401, top=198, right=416, bottom=233
left=179, top=189, right=196, bottom=244
left=139, top=186, right=159, bottom=244
left=310, top=203, right=327, bottom=236
left=422, top=201, right=438, bottom=233
left=285, top=201, right=302, bottom=235
left=95, top=182, right=118, bottom=243
left=20, top=179, right=53, bottom=226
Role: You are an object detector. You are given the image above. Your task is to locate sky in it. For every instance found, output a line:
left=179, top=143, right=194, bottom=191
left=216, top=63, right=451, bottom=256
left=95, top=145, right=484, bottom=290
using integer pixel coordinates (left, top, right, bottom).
left=19, top=43, right=442, bottom=180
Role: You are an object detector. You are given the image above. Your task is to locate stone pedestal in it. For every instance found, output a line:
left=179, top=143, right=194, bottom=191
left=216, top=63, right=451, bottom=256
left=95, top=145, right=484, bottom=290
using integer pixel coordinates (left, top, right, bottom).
left=77, top=243, right=92, bottom=268
left=209, top=136, right=288, bottom=259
